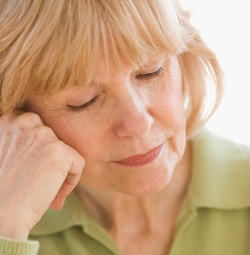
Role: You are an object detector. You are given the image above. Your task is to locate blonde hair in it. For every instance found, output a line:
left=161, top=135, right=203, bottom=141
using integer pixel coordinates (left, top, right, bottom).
left=0, top=0, right=224, bottom=137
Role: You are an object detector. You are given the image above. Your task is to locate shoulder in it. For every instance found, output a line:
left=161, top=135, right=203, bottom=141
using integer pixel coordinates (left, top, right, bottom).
left=189, top=129, right=250, bottom=209
left=194, top=129, right=250, bottom=162
left=193, top=129, right=250, bottom=174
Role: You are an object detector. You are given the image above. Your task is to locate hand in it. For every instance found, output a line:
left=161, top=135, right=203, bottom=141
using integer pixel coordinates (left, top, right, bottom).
left=0, top=112, right=85, bottom=239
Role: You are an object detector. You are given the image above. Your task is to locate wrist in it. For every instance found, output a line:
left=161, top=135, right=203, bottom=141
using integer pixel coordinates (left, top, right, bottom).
left=0, top=227, right=29, bottom=240
left=0, top=216, right=30, bottom=240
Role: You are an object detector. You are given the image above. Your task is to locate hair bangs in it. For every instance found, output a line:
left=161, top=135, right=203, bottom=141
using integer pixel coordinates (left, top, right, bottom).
left=0, top=0, right=187, bottom=113
left=28, top=0, right=187, bottom=93
left=98, top=0, right=186, bottom=73
left=49, top=0, right=187, bottom=88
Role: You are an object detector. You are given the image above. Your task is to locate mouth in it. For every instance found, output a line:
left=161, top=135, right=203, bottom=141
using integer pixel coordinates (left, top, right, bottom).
left=113, top=144, right=163, bottom=167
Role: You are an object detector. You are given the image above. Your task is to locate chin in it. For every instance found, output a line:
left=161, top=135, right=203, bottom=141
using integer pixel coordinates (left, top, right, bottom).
left=118, top=169, right=174, bottom=197
left=81, top=158, right=176, bottom=196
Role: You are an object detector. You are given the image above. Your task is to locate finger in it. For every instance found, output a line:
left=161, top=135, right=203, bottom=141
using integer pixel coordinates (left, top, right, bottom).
left=50, top=174, right=81, bottom=210
left=50, top=147, right=85, bottom=210
left=50, top=197, right=65, bottom=210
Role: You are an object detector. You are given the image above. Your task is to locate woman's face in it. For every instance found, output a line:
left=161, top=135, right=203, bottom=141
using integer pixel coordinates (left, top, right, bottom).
left=28, top=54, right=186, bottom=196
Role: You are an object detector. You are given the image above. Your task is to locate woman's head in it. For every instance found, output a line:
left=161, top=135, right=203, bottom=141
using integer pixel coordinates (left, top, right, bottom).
left=0, top=0, right=224, bottom=138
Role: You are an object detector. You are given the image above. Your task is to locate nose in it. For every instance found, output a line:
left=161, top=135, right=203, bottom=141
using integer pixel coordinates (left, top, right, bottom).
left=114, top=92, right=154, bottom=138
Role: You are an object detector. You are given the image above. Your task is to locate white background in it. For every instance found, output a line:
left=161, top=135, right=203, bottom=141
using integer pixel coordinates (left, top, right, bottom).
left=179, top=0, right=250, bottom=145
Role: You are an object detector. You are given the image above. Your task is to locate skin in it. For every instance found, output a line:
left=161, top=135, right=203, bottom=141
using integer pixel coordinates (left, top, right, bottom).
left=28, top=54, right=187, bottom=195
left=0, top=53, right=192, bottom=254
left=0, top=112, right=85, bottom=239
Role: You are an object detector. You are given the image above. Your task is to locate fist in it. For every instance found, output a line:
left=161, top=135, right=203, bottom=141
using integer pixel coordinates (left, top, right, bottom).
left=0, top=112, right=85, bottom=239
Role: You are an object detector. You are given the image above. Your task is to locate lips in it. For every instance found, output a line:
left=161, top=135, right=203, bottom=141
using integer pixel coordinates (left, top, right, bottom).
left=114, top=144, right=163, bottom=167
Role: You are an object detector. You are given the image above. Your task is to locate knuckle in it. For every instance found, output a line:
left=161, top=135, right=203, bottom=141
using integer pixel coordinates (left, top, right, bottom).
left=0, top=112, right=42, bottom=131
left=46, top=142, right=73, bottom=174
left=46, top=142, right=81, bottom=174
left=3, top=113, right=44, bottom=140
left=0, top=112, right=15, bottom=126
left=2, top=113, right=44, bottom=140
left=25, top=127, right=58, bottom=152
left=31, top=126, right=55, bottom=141
left=46, top=141, right=66, bottom=159
left=15, top=112, right=42, bottom=129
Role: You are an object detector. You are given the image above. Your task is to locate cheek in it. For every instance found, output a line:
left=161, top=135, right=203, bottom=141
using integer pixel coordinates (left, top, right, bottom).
left=44, top=118, right=101, bottom=160
left=68, top=130, right=101, bottom=160
left=155, top=75, right=186, bottom=155
left=154, top=84, right=185, bottom=131
left=153, top=58, right=184, bottom=130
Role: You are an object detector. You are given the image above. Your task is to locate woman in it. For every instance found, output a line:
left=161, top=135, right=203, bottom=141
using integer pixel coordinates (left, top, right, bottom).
left=0, top=0, right=250, bottom=254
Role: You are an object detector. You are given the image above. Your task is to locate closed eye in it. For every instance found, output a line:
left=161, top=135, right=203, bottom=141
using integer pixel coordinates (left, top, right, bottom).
left=136, top=67, right=163, bottom=81
left=67, top=96, right=99, bottom=113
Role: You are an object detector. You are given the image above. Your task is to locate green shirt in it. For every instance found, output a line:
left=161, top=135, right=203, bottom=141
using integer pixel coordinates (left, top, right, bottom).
left=1, top=130, right=250, bottom=255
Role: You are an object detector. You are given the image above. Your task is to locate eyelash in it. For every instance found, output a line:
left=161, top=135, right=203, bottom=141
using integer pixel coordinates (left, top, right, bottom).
left=67, top=96, right=99, bottom=113
left=136, top=67, right=164, bottom=80
left=67, top=67, right=164, bottom=113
